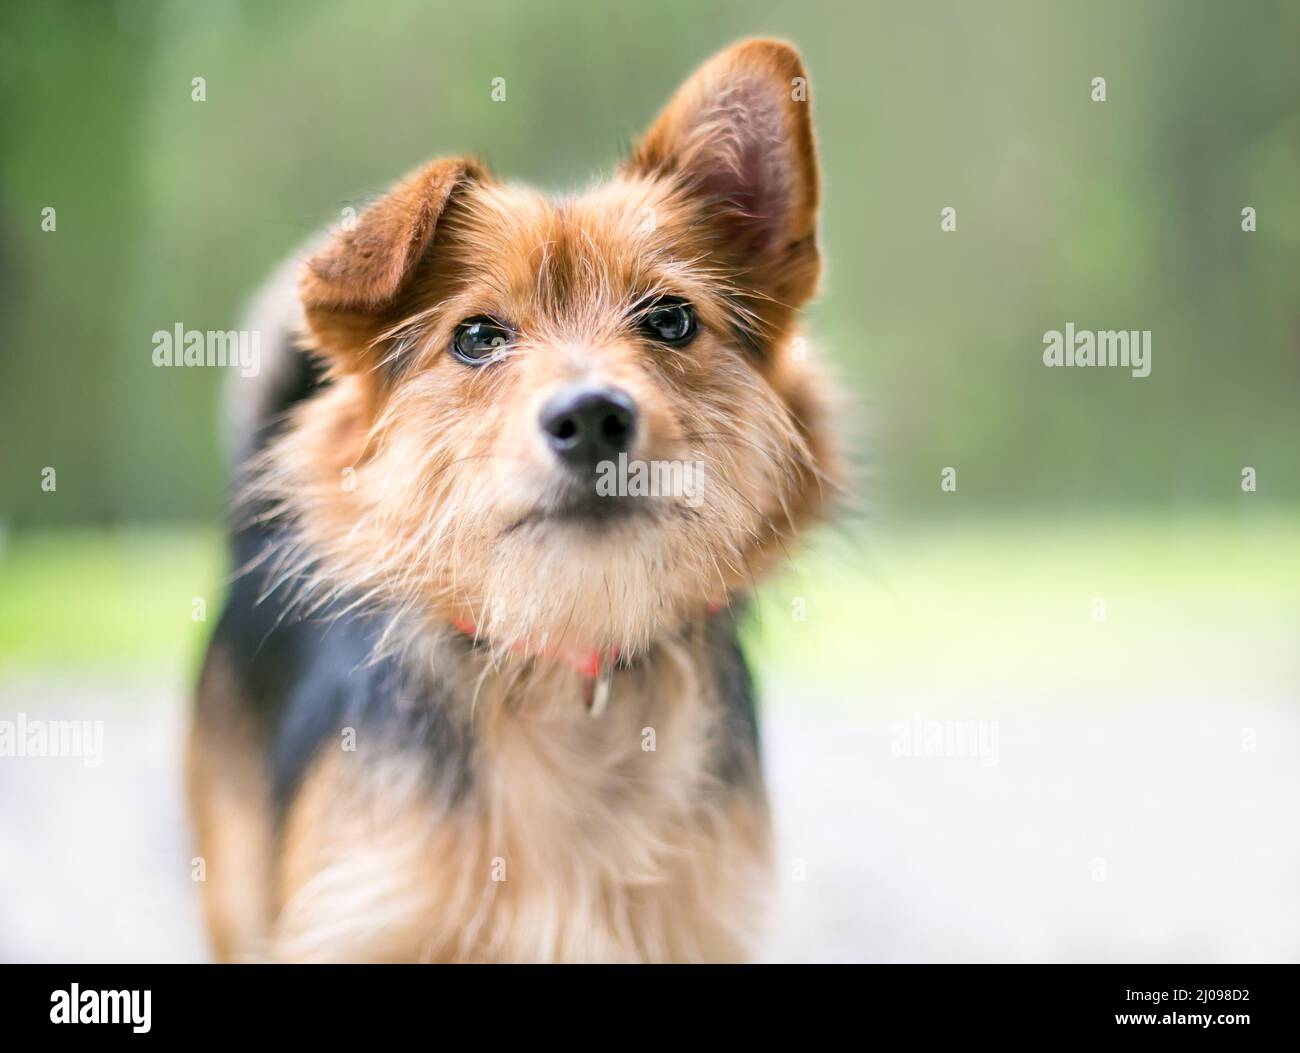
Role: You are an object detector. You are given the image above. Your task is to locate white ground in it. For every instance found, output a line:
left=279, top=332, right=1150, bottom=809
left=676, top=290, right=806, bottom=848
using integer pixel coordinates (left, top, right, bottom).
left=2, top=677, right=1297, bottom=962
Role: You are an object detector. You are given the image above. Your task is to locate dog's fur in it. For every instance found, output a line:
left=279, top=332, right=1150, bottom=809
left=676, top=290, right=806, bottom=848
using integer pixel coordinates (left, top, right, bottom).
left=188, top=38, right=836, bottom=963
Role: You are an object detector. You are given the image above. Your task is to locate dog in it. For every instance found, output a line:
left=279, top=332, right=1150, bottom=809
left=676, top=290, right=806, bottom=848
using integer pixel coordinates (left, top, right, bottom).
left=188, top=38, right=836, bottom=963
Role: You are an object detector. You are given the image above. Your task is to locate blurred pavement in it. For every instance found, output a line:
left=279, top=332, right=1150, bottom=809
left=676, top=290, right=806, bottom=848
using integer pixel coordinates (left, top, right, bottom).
left=2, top=677, right=1297, bottom=963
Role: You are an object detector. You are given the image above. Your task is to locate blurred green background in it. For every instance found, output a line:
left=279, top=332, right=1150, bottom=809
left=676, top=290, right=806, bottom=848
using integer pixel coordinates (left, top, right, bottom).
left=1, top=0, right=1298, bottom=676
left=4, top=0, right=1299, bottom=526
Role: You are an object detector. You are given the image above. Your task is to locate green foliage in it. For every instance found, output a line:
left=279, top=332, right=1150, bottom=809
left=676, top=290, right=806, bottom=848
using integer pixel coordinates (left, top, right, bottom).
left=2, top=517, right=1294, bottom=697
left=2, top=0, right=1298, bottom=526
left=0, top=528, right=221, bottom=674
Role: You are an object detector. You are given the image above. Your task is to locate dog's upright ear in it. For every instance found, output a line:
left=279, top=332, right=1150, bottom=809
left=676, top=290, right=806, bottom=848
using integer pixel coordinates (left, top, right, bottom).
left=300, top=157, right=487, bottom=369
left=627, top=39, right=821, bottom=312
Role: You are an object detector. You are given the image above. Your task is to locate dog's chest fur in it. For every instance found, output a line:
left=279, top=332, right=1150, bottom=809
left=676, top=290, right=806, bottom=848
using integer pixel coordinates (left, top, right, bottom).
left=224, top=595, right=772, bottom=962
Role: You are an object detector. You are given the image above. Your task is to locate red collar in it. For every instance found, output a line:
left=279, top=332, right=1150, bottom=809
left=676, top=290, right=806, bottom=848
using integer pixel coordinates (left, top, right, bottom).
left=452, top=617, right=615, bottom=680
left=451, top=601, right=725, bottom=715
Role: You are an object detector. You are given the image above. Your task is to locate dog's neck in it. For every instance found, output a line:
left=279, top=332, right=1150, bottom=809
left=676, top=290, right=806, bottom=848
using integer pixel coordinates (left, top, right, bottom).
left=450, top=616, right=619, bottom=714
left=449, top=599, right=728, bottom=716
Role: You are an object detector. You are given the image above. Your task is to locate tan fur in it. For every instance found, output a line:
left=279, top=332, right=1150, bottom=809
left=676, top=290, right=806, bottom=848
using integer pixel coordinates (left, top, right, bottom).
left=192, top=39, right=836, bottom=963
left=268, top=634, right=770, bottom=962
left=269, top=39, right=835, bottom=662
left=187, top=645, right=274, bottom=961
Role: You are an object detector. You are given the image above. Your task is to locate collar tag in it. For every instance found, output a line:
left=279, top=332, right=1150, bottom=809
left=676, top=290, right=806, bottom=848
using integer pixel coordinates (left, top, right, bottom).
left=587, top=655, right=614, bottom=718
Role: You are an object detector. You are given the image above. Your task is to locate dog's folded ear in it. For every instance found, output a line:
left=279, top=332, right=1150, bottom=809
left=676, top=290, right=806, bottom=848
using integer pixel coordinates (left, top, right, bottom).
left=627, top=39, right=821, bottom=308
left=300, top=157, right=487, bottom=364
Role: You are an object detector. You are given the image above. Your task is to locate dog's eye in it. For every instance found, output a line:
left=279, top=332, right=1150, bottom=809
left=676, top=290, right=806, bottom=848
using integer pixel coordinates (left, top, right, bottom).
left=637, top=297, right=696, bottom=346
left=452, top=316, right=513, bottom=364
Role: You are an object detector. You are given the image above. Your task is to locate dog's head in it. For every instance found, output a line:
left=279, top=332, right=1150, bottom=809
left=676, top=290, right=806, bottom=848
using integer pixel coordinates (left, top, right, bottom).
left=276, top=39, right=836, bottom=656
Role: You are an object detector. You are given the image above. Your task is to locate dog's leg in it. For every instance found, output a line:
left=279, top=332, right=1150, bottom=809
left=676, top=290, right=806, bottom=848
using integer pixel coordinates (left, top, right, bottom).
left=187, top=645, right=275, bottom=961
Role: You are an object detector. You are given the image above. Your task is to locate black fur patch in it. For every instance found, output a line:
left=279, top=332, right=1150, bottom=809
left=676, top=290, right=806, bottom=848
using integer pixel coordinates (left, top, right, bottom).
left=210, top=522, right=474, bottom=821
left=701, top=606, right=763, bottom=785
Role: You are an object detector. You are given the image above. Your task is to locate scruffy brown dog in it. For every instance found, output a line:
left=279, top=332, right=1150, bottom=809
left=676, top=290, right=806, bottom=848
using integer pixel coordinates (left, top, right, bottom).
left=189, top=38, right=835, bottom=962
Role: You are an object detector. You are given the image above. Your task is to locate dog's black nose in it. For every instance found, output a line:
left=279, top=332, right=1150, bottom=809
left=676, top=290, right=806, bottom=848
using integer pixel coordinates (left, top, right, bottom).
left=540, top=385, right=638, bottom=470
